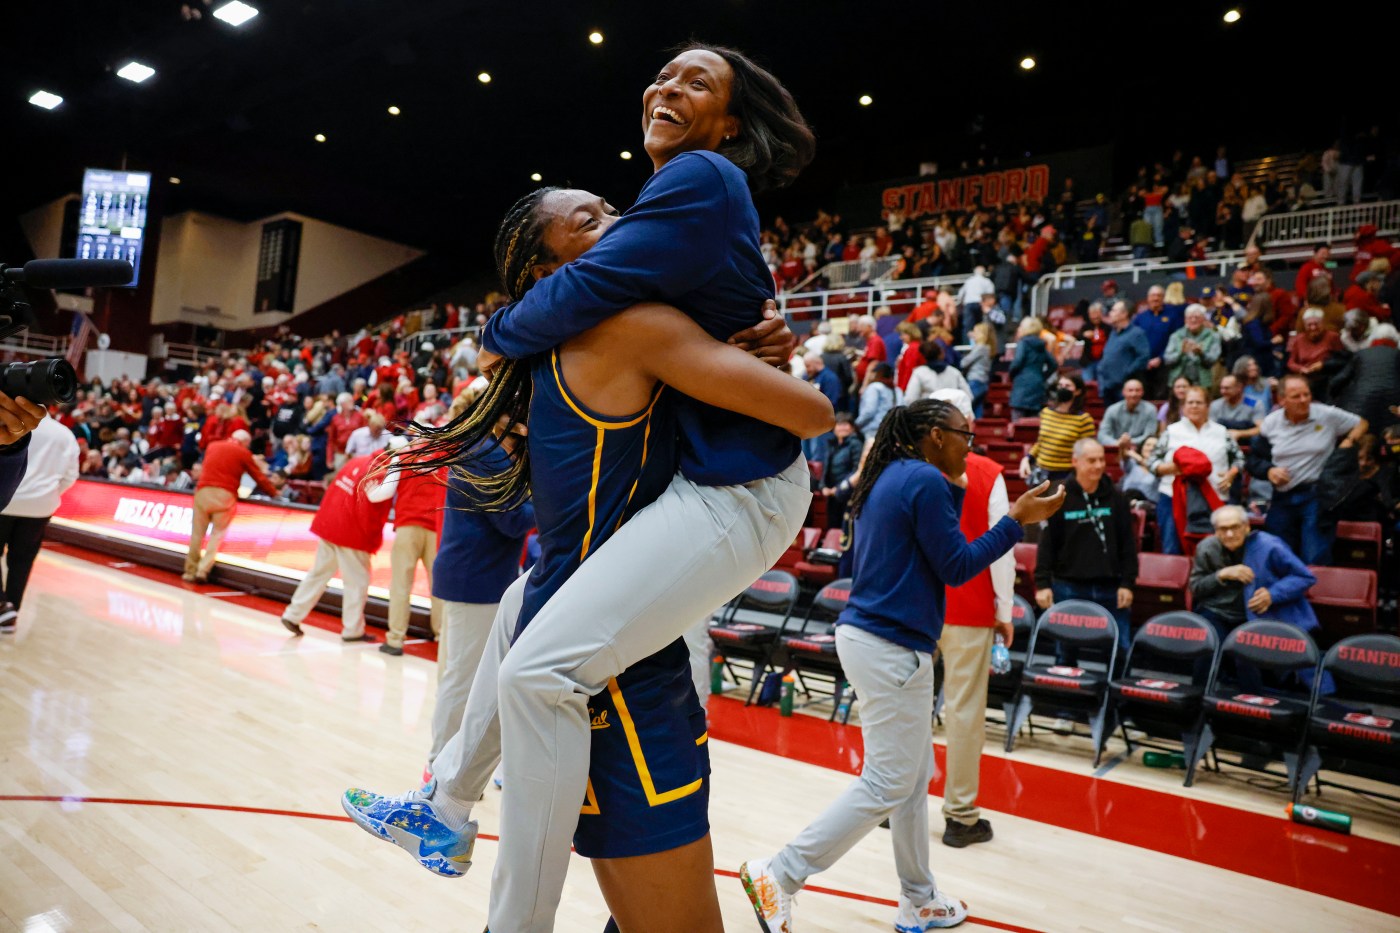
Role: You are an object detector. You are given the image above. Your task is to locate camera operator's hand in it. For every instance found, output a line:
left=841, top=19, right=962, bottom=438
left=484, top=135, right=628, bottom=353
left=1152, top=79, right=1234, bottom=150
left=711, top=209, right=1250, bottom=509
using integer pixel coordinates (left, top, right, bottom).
left=0, top=393, right=45, bottom=447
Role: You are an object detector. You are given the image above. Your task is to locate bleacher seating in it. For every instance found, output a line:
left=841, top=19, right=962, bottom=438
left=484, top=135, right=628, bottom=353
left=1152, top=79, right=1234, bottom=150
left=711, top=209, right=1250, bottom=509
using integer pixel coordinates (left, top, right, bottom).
left=1333, top=522, right=1382, bottom=572
left=1306, top=567, right=1378, bottom=646
left=1131, top=553, right=1192, bottom=630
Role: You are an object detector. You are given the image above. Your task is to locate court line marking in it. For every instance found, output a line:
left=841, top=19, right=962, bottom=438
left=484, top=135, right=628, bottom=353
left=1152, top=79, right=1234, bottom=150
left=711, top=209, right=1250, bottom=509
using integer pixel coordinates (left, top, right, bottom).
left=0, top=794, right=1044, bottom=933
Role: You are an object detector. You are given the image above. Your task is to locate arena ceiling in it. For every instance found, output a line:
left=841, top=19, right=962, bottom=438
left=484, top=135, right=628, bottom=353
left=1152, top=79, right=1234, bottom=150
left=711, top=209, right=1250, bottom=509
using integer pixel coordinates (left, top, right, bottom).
left=6, top=0, right=1344, bottom=273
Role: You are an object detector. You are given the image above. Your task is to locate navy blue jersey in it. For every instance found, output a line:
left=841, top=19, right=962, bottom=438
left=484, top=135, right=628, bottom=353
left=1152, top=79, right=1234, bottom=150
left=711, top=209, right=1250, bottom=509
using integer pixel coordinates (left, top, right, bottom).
left=482, top=151, right=800, bottom=487
left=516, top=349, right=677, bottom=635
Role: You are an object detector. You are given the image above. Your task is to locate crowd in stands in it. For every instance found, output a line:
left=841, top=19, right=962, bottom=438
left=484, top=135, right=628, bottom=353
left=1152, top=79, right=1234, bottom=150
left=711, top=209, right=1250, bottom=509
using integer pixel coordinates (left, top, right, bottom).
left=761, top=135, right=1394, bottom=299
left=56, top=321, right=488, bottom=506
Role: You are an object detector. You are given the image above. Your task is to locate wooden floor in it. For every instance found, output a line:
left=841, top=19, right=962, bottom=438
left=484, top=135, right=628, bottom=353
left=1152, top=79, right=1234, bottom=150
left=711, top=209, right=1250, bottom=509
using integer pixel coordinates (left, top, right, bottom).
left=1, top=547, right=1396, bottom=933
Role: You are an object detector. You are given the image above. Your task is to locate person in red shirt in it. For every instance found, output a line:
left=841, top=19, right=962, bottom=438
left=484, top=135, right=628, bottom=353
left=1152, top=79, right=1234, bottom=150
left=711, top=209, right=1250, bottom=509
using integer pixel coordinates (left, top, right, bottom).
left=893, top=321, right=925, bottom=392
left=1351, top=224, right=1393, bottom=284
left=380, top=442, right=448, bottom=656
left=1248, top=269, right=1298, bottom=338
left=147, top=405, right=185, bottom=458
left=852, top=314, right=886, bottom=384
left=933, top=389, right=1014, bottom=849
left=873, top=225, right=893, bottom=257
left=326, top=393, right=366, bottom=472
left=1287, top=309, right=1345, bottom=393
left=279, top=453, right=394, bottom=641
left=1343, top=270, right=1392, bottom=321
left=184, top=430, right=278, bottom=583
left=907, top=296, right=938, bottom=324
left=1023, top=225, right=1057, bottom=277
left=841, top=237, right=861, bottom=262
left=1295, top=243, right=1333, bottom=301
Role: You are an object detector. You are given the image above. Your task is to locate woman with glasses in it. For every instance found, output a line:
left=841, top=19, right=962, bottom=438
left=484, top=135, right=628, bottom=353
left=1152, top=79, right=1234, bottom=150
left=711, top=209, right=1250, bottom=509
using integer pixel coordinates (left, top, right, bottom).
left=740, top=399, right=1064, bottom=932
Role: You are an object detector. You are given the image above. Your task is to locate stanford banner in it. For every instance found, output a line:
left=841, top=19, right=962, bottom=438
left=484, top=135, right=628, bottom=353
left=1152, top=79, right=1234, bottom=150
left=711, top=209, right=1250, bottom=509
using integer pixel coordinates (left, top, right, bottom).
left=835, top=144, right=1113, bottom=227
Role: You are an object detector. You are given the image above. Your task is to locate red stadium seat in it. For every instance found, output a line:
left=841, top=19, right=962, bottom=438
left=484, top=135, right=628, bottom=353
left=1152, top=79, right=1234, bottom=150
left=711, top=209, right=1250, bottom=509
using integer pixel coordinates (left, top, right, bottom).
left=1131, top=553, right=1192, bottom=630
left=1333, top=522, right=1382, bottom=571
left=793, top=528, right=843, bottom=587
left=773, top=528, right=821, bottom=574
left=1009, top=419, right=1040, bottom=444
left=1014, top=542, right=1038, bottom=604
left=1307, top=566, right=1378, bottom=646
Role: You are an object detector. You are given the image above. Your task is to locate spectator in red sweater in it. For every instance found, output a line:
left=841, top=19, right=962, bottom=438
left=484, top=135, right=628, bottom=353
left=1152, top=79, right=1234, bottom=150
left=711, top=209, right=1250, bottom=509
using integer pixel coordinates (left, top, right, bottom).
left=1287, top=309, right=1345, bottom=394
left=852, top=314, right=886, bottom=384
left=379, top=444, right=448, bottom=656
left=147, top=405, right=185, bottom=459
left=1295, top=243, right=1333, bottom=301
left=894, top=321, right=926, bottom=392
left=1023, top=225, right=1058, bottom=278
left=1343, top=270, right=1392, bottom=321
left=1351, top=225, right=1393, bottom=284
left=198, top=403, right=248, bottom=451
left=326, top=392, right=366, bottom=472
left=279, top=453, right=394, bottom=641
left=1249, top=269, right=1297, bottom=339
left=184, top=430, right=278, bottom=584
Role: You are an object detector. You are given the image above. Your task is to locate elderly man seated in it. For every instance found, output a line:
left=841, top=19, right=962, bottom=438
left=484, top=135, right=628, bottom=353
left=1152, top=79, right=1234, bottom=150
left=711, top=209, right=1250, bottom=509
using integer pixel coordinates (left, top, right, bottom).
left=1188, top=504, right=1327, bottom=691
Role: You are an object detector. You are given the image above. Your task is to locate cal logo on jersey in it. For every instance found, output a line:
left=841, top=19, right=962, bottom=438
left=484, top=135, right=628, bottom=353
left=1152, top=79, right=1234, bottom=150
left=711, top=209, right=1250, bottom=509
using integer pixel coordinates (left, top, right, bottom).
left=590, top=708, right=611, bottom=730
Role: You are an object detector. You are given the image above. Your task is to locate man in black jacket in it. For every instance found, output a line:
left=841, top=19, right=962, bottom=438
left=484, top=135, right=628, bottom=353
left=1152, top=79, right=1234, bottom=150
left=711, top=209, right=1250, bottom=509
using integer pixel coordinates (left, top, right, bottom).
left=819, top=413, right=863, bottom=529
left=1034, top=438, right=1139, bottom=663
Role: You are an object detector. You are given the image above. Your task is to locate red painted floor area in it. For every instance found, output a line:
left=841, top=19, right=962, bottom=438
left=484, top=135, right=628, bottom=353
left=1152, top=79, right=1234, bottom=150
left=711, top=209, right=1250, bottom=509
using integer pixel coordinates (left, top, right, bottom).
left=708, top=698, right=1400, bottom=917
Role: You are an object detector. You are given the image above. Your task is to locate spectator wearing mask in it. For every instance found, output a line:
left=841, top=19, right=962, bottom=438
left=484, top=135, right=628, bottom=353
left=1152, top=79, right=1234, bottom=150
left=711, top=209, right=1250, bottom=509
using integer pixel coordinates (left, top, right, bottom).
left=1098, top=300, right=1152, bottom=405
left=326, top=392, right=367, bottom=472
left=1148, top=386, right=1242, bottom=555
left=1034, top=438, right=1138, bottom=657
left=0, top=417, right=80, bottom=631
left=1164, top=304, right=1222, bottom=393
left=279, top=453, right=395, bottom=642
left=1250, top=375, right=1367, bottom=565
left=1097, top=379, right=1159, bottom=451
left=1188, top=505, right=1324, bottom=691
left=1008, top=316, right=1056, bottom=419
left=934, top=389, right=1013, bottom=849
left=856, top=362, right=897, bottom=437
left=185, top=430, right=279, bottom=584
left=1021, top=373, right=1096, bottom=483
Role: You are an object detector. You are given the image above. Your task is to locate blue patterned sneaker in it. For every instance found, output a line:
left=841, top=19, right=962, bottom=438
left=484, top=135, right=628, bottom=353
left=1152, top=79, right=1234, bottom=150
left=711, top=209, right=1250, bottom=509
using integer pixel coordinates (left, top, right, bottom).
left=341, top=779, right=477, bottom=878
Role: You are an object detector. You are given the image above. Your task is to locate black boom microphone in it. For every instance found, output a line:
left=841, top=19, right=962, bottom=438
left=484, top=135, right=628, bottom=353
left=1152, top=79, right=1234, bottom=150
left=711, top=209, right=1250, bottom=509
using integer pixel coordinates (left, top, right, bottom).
left=1, top=259, right=135, bottom=288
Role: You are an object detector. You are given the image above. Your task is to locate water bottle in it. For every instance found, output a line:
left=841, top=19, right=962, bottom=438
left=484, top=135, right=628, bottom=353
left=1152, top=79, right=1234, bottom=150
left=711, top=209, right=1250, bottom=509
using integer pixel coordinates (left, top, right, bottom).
left=836, top=694, right=852, bottom=721
left=990, top=634, right=1011, bottom=675
left=780, top=673, right=796, bottom=717
left=710, top=654, right=725, bottom=696
left=1142, top=751, right=1186, bottom=769
left=1286, top=803, right=1352, bottom=835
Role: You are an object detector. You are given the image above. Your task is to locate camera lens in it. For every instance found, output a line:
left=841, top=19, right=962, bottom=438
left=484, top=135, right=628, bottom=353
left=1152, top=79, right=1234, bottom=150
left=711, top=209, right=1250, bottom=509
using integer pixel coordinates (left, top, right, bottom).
left=0, top=358, right=78, bottom=405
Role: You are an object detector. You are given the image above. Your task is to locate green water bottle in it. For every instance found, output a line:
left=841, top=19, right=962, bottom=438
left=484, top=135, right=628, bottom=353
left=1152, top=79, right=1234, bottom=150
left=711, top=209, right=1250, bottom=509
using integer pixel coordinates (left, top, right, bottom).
left=780, top=672, right=796, bottom=717
left=1287, top=803, right=1352, bottom=835
left=710, top=655, right=725, bottom=696
left=1142, top=751, right=1186, bottom=769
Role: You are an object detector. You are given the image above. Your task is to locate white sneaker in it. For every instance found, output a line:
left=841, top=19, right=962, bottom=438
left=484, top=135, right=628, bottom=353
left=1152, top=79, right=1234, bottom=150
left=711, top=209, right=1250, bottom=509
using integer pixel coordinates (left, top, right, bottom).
left=895, top=891, right=968, bottom=931
left=1051, top=717, right=1075, bottom=735
left=739, top=857, right=793, bottom=932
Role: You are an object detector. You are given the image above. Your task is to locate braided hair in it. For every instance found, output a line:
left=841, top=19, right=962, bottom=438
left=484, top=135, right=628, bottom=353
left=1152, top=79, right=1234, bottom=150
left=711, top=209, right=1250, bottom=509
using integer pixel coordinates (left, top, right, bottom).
left=848, top=399, right=957, bottom=519
left=383, top=188, right=560, bottom=509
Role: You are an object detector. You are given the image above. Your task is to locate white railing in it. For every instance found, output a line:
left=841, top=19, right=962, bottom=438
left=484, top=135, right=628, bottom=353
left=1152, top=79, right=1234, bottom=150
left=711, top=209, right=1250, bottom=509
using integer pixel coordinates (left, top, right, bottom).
left=162, top=342, right=227, bottom=368
left=1251, top=199, right=1400, bottom=249
left=400, top=326, right=482, bottom=357
left=1028, top=244, right=1359, bottom=319
left=786, top=256, right=902, bottom=293
left=777, top=272, right=980, bottom=323
left=0, top=332, right=69, bottom=358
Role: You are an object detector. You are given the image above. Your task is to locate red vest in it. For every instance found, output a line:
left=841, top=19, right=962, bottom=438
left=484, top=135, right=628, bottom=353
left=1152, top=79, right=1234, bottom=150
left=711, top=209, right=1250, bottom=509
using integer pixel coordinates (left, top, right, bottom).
left=944, top=452, right=1001, bottom=628
left=393, top=467, right=447, bottom=532
left=310, top=455, right=394, bottom=553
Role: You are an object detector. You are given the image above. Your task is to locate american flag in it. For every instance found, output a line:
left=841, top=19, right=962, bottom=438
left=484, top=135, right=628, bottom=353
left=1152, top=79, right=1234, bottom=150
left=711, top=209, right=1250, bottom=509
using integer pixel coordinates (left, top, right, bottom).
left=66, top=312, right=98, bottom=368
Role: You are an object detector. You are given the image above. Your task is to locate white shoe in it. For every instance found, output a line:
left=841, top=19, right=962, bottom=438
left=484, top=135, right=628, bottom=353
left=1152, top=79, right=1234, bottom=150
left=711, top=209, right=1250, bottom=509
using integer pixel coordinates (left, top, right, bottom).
left=739, top=857, right=793, bottom=932
left=1051, top=717, right=1074, bottom=735
left=895, top=891, right=968, bottom=931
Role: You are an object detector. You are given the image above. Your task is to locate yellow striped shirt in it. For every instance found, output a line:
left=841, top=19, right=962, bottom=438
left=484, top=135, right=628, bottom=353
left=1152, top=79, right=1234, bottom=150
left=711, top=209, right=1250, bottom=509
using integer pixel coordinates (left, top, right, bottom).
left=1029, top=408, right=1097, bottom=471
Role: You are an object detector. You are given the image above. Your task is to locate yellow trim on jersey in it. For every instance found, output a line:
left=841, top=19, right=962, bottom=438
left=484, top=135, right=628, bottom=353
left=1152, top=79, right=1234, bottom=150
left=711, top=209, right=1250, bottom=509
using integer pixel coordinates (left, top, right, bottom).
left=550, top=350, right=661, bottom=430
left=607, top=677, right=704, bottom=807
left=618, top=409, right=655, bottom=529
left=580, top=778, right=601, bottom=815
left=580, top=427, right=605, bottom=559
left=695, top=731, right=709, bottom=746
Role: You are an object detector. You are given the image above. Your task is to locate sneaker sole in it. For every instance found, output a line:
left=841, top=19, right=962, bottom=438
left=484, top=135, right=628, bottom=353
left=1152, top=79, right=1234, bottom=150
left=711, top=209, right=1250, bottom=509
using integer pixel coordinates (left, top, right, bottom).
left=339, top=795, right=473, bottom=878
left=738, top=863, right=780, bottom=933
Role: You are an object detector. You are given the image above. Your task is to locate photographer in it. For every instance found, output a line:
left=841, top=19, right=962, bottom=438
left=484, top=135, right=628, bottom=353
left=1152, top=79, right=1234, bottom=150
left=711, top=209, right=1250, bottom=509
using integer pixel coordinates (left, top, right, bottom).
left=0, top=392, right=47, bottom=511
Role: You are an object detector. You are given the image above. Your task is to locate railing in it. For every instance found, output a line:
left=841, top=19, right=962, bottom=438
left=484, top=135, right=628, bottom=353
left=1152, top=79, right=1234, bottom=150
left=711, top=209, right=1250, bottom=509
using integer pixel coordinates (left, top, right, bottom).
left=1251, top=199, right=1400, bottom=249
left=787, top=256, right=902, bottom=293
left=0, top=332, right=69, bottom=358
left=776, top=272, right=979, bottom=324
left=1028, top=244, right=1357, bottom=319
left=162, top=342, right=228, bottom=368
left=399, top=326, right=482, bottom=357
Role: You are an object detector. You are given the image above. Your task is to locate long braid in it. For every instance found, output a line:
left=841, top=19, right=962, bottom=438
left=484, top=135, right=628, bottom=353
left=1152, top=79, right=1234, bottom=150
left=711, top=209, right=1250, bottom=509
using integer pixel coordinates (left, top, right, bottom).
left=378, top=187, right=560, bottom=510
left=848, top=399, right=956, bottom=519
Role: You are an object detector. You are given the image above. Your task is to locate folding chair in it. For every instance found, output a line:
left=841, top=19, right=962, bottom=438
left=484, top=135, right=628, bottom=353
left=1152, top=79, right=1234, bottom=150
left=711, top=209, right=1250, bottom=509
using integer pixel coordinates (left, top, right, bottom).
left=1005, top=599, right=1121, bottom=765
left=1131, top=553, right=1192, bottom=630
left=779, top=578, right=852, bottom=721
left=1307, top=566, right=1378, bottom=647
left=1108, top=611, right=1218, bottom=776
left=708, top=570, right=800, bottom=704
left=985, top=595, right=1036, bottom=724
left=1294, top=633, right=1400, bottom=803
left=1188, top=620, right=1321, bottom=788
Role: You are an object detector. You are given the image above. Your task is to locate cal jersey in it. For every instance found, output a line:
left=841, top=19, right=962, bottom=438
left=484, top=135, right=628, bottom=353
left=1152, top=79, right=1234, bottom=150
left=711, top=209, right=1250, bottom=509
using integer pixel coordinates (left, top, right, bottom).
left=520, top=349, right=710, bottom=859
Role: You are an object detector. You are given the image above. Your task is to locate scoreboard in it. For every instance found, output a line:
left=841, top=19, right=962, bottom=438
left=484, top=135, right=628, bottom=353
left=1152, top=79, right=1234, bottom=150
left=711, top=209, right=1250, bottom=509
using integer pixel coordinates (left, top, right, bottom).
left=76, top=169, right=151, bottom=286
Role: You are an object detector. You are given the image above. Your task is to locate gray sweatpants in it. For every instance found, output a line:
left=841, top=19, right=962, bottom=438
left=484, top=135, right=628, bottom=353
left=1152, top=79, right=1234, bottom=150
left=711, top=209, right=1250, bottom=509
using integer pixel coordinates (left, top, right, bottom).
left=433, top=457, right=810, bottom=933
left=769, top=624, right=938, bottom=905
left=427, top=600, right=499, bottom=766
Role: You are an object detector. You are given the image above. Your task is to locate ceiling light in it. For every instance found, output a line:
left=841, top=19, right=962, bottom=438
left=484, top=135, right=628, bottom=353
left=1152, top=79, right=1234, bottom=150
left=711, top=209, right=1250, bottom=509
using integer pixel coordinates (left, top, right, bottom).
left=589, top=31, right=604, bottom=45
left=212, top=1, right=259, bottom=26
left=620, top=150, right=632, bottom=160
left=387, top=105, right=400, bottom=115
left=858, top=94, right=873, bottom=107
left=116, top=61, right=156, bottom=83
left=1019, top=56, right=1037, bottom=71
left=477, top=72, right=491, bottom=84
left=1223, top=8, right=1241, bottom=23
left=530, top=173, right=542, bottom=182
left=169, top=177, right=181, bottom=185
left=28, top=90, right=63, bottom=110
left=314, top=133, right=326, bottom=143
